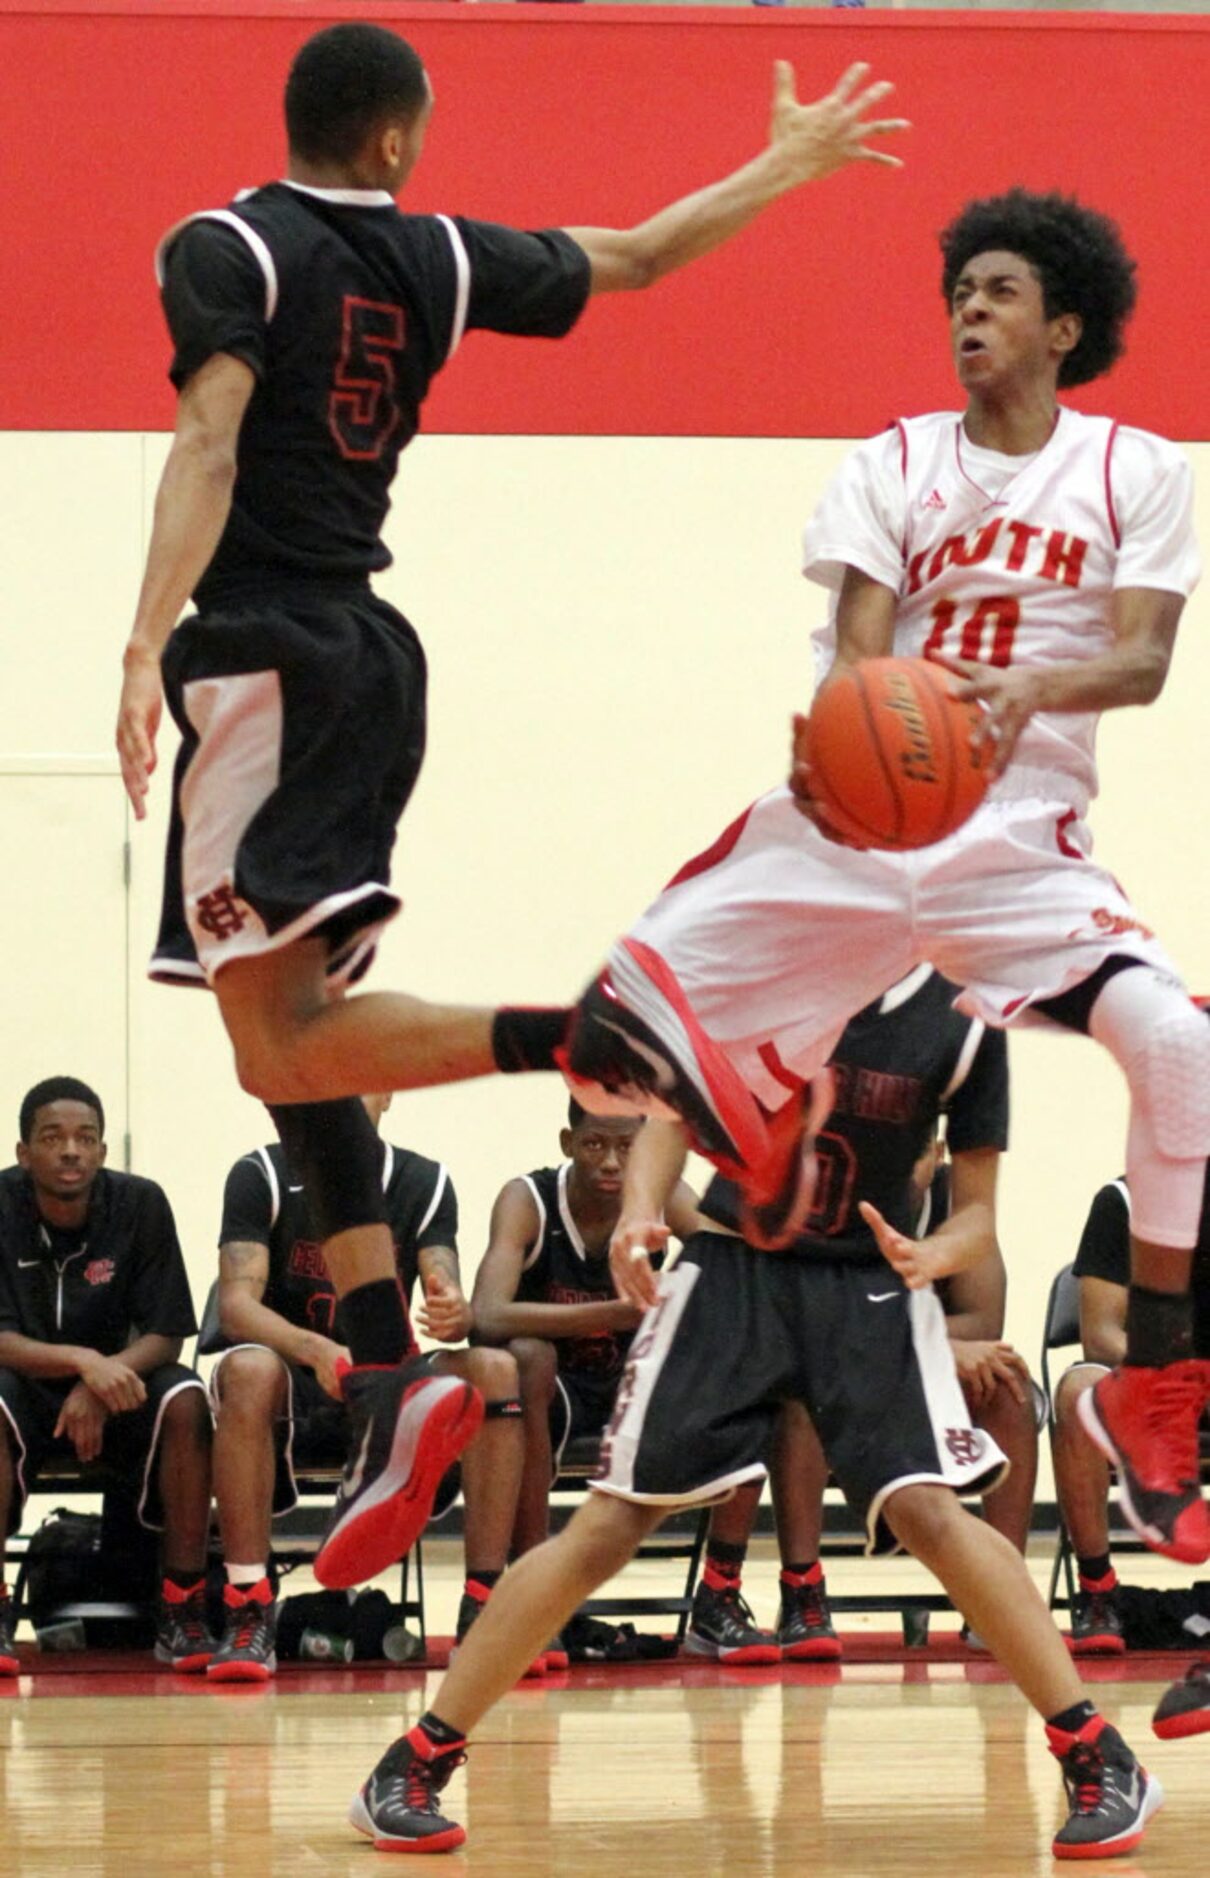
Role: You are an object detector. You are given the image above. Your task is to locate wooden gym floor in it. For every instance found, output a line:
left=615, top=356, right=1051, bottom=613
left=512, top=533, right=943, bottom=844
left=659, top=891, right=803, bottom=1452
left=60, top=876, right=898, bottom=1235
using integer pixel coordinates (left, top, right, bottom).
left=0, top=1538, right=1206, bottom=1878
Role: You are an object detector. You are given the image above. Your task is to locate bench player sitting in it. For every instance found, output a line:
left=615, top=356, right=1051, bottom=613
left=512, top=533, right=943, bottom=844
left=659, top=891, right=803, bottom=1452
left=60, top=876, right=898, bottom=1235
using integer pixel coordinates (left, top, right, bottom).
left=208, top=1094, right=522, bottom=1679
left=470, top=1101, right=701, bottom=1661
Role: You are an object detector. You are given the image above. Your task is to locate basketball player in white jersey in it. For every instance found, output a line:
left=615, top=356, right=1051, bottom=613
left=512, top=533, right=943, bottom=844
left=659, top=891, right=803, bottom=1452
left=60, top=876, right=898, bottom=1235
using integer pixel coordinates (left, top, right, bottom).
left=562, top=188, right=1209, bottom=1577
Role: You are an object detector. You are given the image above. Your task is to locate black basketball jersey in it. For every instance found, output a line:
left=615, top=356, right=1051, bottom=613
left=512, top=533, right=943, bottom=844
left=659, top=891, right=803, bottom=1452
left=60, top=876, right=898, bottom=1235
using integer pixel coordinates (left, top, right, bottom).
left=515, top=1164, right=632, bottom=1386
left=701, top=966, right=1009, bottom=1261
left=157, top=184, right=591, bottom=605
left=219, top=1138, right=457, bottom=1347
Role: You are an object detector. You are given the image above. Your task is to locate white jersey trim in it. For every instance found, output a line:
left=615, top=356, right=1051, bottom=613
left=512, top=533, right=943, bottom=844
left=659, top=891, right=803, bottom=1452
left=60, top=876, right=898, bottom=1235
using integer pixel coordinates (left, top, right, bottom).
left=155, top=210, right=279, bottom=323
left=556, top=1161, right=588, bottom=1263
left=940, top=1016, right=985, bottom=1104
left=252, top=1146, right=281, bottom=1233
left=879, top=964, right=933, bottom=1015
left=520, top=1174, right=547, bottom=1273
left=436, top=214, right=471, bottom=365
left=416, top=1162, right=450, bottom=1240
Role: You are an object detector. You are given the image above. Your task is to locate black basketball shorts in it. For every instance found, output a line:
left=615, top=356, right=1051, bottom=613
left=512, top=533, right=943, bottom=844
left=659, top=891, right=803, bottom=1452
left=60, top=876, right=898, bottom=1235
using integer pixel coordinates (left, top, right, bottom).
left=151, top=584, right=427, bottom=990
left=0, top=1363, right=205, bottom=1534
left=594, top=1233, right=1007, bottom=1554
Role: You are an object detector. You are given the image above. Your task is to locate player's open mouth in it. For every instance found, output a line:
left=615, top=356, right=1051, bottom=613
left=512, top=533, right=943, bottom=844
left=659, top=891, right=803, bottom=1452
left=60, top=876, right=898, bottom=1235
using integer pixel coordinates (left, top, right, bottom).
left=960, top=338, right=987, bottom=357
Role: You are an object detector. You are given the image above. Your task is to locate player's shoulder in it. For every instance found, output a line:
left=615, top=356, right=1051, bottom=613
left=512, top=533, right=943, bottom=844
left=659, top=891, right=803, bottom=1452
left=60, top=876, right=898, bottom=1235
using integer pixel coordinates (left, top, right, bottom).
left=384, top=1142, right=445, bottom=1196
left=1107, top=420, right=1190, bottom=478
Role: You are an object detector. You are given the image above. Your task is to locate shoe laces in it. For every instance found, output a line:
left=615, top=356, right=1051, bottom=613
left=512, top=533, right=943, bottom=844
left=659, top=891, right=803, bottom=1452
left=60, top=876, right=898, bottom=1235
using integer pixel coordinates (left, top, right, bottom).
left=1063, top=1741, right=1108, bottom=1816
left=388, top=1743, right=465, bottom=1813
left=225, top=1594, right=268, bottom=1653
left=177, top=1590, right=212, bottom=1647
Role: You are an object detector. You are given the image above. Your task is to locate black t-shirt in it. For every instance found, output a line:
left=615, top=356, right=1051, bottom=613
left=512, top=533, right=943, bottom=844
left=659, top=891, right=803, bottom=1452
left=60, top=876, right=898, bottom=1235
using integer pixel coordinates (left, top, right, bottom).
left=701, top=968, right=1009, bottom=1261
left=515, top=1164, right=633, bottom=1387
left=1074, top=1173, right=1210, bottom=1356
left=0, top=1166, right=197, bottom=1354
left=158, top=185, right=591, bottom=605
left=219, top=1139, right=457, bottom=1349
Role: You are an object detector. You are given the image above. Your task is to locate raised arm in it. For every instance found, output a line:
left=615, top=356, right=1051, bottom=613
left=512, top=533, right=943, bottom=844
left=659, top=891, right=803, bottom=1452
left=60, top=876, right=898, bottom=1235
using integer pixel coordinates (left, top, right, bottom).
left=610, top=1118, right=692, bottom=1310
left=567, top=63, right=906, bottom=296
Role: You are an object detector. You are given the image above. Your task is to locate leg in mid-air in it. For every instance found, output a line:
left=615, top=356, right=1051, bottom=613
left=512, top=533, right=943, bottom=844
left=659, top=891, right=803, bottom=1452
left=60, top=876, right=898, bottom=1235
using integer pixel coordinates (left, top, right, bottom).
left=1056, top=967, right=1210, bottom=1564
left=265, top=1096, right=485, bottom=1587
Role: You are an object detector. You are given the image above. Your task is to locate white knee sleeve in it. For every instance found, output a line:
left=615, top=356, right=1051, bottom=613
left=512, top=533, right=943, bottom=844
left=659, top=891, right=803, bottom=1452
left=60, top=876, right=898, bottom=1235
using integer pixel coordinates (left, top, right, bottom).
left=1090, top=968, right=1210, bottom=1248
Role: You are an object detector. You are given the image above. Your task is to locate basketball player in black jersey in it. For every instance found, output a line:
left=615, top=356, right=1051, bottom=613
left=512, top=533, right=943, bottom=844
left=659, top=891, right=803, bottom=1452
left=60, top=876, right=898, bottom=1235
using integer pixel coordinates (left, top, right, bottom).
left=471, top=1102, right=700, bottom=1569
left=366, top=969, right=1161, bottom=1859
left=115, top=23, right=907, bottom=1595
left=208, top=1095, right=522, bottom=1680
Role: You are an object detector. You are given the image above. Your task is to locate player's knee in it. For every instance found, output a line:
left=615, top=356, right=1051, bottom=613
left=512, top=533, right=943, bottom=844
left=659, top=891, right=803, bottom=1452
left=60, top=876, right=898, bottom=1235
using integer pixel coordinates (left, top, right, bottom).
left=462, top=1345, right=520, bottom=1401
left=215, top=1348, right=286, bottom=1419
left=882, top=1482, right=962, bottom=1560
left=1093, top=972, right=1210, bottom=1158
left=509, top=1338, right=558, bottom=1398
left=164, top=1383, right=212, bottom=1448
left=1054, top=1364, right=1100, bottom=1433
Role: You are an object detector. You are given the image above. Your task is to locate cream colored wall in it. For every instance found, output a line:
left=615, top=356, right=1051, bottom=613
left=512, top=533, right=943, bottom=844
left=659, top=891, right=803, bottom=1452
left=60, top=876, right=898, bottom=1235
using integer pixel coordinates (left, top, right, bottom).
left=1, top=429, right=1207, bottom=1499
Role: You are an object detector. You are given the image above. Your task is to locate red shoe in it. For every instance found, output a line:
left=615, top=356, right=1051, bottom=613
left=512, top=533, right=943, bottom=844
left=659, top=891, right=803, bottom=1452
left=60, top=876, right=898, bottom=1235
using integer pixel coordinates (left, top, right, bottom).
left=315, top=1360, right=484, bottom=1590
left=1078, top=1362, right=1210, bottom=1564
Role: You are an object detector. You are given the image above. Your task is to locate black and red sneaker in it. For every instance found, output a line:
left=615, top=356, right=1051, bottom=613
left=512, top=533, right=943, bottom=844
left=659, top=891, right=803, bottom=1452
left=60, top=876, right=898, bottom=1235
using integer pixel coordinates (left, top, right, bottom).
left=349, top=1727, right=467, bottom=1853
left=0, top=1588, right=19, bottom=1675
left=207, top=1579, right=276, bottom=1683
left=776, top=1571, right=843, bottom=1662
left=561, top=942, right=773, bottom=1170
left=1078, top=1362, right=1210, bottom=1564
left=1069, top=1578, right=1126, bottom=1657
left=1047, top=1716, right=1162, bottom=1860
left=686, top=1580, right=781, bottom=1665
left=314, top=1359, right=484, bottom=1591
left=154, top=1578, right=216, bottom=1674
left=1152, top=1658, right=1210, bottom=1740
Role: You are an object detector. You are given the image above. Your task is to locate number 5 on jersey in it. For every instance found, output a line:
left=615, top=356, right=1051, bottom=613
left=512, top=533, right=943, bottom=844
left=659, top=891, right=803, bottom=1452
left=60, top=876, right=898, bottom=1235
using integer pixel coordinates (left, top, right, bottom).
left=329, top=296, right=405, bottom=461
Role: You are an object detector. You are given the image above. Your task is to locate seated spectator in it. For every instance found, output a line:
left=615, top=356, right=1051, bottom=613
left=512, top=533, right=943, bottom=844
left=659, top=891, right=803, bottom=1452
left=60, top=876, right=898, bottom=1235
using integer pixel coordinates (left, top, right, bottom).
left=1053, top=1171, right=1210, bottom=1688
left=0, top=1077, right=211, bottom=1673
left=687, top=968, right=1023, bottom=1662
left=210, top=1094, right=521, bottom=1681
left=470, top=1102, right=700, bottom=1648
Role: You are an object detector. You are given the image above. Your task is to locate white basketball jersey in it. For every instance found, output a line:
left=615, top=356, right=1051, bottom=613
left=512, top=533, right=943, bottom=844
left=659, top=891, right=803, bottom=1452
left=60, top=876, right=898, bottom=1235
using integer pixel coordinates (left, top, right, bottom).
left=803, top=408, right=1200, bottom=804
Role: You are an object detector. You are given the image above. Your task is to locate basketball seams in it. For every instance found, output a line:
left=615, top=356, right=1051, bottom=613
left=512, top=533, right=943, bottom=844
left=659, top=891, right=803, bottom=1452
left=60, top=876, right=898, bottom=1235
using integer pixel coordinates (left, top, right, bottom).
left=807, top=655, right=990, bottom=852
left=808, top=672, right=899, bottom=845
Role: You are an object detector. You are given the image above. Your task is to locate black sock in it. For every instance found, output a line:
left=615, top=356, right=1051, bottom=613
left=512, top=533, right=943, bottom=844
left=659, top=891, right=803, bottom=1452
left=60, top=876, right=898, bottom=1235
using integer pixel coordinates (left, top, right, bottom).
left=163, top=1566, right=204, bottom=1592
left=342, top=1278, right=409, bottom=1368
left=417, top=1711, right=466, bottom=1748
left=465, top=1569, right=502, bottom=1595
left=706, top=1538, right=748, bottom=1570
left=1125, top=1285, right=1194, bottom=1367
left=780, top=1560, right=819, bottom=1580
left=1077, top=1553, right=1114, bottom=1586
left=1047, top=1699, right=1099, bottom=1737
left=491, top=1008, right=569, bottom=1074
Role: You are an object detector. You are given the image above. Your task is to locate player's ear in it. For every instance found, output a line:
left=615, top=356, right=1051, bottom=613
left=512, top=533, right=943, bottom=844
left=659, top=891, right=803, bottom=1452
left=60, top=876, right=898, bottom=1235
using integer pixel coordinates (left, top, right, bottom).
left=15, top=1140, right=28, bottom=1171
left=559, top=1128, right=574, bottom=1158
left=1051, top=310, right=1082, bottom=361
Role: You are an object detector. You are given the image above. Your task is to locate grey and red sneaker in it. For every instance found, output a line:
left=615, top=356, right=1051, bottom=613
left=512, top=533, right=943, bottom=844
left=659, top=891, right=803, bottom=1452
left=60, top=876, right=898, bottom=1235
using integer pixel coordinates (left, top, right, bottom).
left=207, top=1579, right=276, bottom=1683
left=314, top=1359, right=484, bottom=1591
left=776, top=1571, right=842, bottom=1662
left=349, top=1727, right=467, bottom=1853
left=1047, top=1715, right=1162, bottom=1860
left=1079, top=1362, right=1210, bottom=1564
left=0, top=1588, right=19, bottom=1675
left=1152, top=1658, right=1210, bottom=1740
left=154, top=1578, right=216, bottom=1674
left=1069, top=1579, right=1126, bottom=1657
left=686, top=1580, right=781, bottom=1666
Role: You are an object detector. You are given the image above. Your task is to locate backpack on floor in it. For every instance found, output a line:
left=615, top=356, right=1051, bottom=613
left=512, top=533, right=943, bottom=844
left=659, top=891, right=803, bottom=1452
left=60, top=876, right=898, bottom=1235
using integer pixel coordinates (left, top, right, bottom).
left=20, top=1505, right=157, bottom=1648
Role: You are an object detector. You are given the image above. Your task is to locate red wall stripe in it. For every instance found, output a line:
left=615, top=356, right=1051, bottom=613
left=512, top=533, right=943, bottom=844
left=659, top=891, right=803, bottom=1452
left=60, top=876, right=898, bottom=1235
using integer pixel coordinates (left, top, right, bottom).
left=1, top=5, right=1206, bottom=439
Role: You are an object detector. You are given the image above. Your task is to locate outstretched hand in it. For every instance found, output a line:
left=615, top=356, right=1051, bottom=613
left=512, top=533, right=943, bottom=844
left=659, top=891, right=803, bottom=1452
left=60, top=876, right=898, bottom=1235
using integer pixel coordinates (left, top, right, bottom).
left=770, top=61, right=909, bottom=182
left=860, top=1200, right=955, bottom=1290
left=610, top=1215, right=669, bottom=1312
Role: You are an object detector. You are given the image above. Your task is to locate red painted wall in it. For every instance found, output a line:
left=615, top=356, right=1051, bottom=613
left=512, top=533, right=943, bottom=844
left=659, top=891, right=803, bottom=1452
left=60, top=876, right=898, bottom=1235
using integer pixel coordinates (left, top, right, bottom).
left=2, top=3, right=1206, bottom=438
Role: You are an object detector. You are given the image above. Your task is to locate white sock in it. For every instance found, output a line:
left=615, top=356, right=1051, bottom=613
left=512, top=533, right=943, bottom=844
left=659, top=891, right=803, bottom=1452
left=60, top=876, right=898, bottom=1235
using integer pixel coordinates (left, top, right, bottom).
left=227, top=1562, right=268, bottom=1589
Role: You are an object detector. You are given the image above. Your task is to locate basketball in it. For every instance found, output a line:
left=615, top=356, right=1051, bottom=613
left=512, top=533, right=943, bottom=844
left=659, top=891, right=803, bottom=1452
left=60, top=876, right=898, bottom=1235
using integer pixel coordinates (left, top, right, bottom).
left=798, top=657, right=991, bottom=850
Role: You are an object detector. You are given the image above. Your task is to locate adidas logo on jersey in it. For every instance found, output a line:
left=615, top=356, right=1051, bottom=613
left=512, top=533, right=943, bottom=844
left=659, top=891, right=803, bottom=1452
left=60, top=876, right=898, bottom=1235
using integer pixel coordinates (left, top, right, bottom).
left=921, top=488, right=947, bottom=511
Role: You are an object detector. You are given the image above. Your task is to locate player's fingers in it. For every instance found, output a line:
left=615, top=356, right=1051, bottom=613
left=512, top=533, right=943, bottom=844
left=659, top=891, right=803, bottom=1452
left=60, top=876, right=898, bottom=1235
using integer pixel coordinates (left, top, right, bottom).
left=772, top=59, right=796, bottom=111
left=829, top=62, right=870, bottom=106
left=857, top=150, right=906, bottom=170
